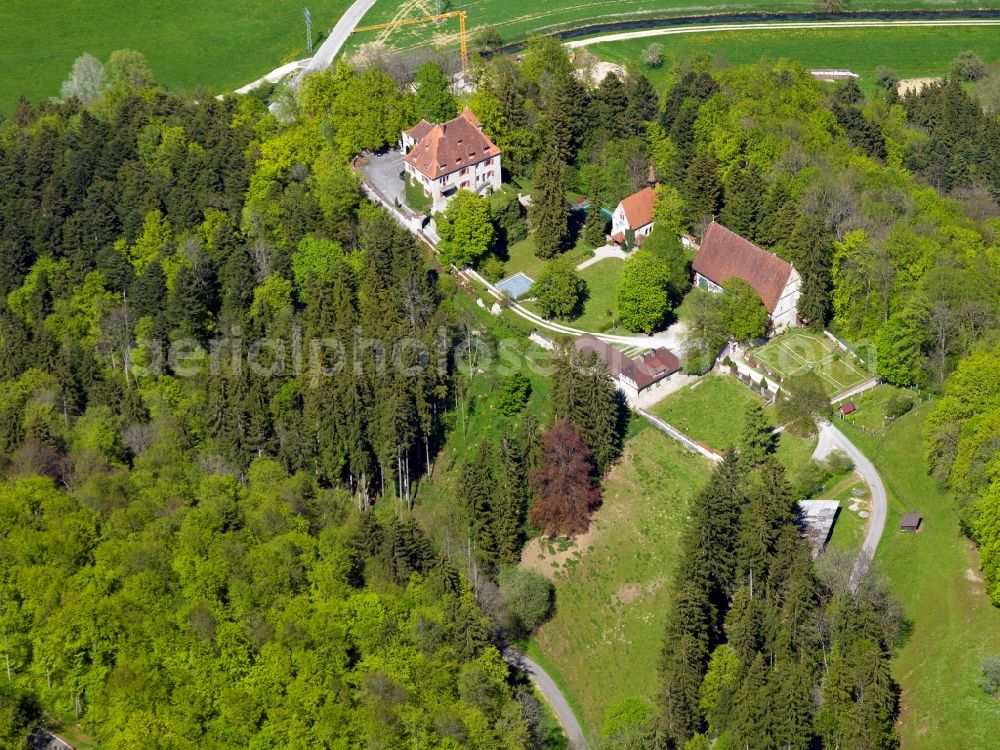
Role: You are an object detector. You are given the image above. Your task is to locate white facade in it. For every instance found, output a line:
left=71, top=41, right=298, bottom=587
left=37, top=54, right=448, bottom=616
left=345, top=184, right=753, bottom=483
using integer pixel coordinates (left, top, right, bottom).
left=405, top=155, right=501, bottom=214
left=694, top=267, right=801, bottom=332
left=770, top=267, right=801, bottom=330
left=611, top=204, right=653, bottom=244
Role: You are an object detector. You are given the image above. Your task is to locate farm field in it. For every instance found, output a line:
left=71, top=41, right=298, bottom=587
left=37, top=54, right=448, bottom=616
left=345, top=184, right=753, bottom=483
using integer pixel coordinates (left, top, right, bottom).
left=347, top=1, right=1000, bottom=57
left=588, top=26, right=1000, bottom=94
left=524, top=424, right=708, bottom=735
left=0, top=0, right=351, bottom=113
left=839, top=404, right=1000, bottom=749
left=750, top=329, right=872, bottom=395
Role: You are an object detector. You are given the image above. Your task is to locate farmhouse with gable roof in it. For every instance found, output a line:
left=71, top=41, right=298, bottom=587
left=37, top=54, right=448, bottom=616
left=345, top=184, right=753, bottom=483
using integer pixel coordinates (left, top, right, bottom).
left=692, top=221, right=802, bottom=331
left=402, top=108, right=502, bottom=213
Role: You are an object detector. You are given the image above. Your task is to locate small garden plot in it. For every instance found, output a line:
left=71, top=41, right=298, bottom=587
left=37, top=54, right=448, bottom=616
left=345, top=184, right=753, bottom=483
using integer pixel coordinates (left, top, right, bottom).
left=824, top=474, right=871, bottom=554
left=750, top=330, right=871, bottom=395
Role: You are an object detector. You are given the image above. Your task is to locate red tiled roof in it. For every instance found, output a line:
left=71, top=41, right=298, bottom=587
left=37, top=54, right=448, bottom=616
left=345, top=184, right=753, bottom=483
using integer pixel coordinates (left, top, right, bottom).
left=692, top=221, right=793, bottom=312
left=404, top=107, right=501, bottom=180
left=840, top=401, right=856, bottom=415
left=620, top=347, right=681, bottom=390
left=404, top=119, right=434, bottom=141
left=618, top=187, right=656, bottom=230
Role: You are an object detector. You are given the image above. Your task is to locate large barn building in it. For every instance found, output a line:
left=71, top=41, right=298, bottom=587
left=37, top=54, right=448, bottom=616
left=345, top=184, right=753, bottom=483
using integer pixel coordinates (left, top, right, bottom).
left=692, top=221, right=801, bottom=331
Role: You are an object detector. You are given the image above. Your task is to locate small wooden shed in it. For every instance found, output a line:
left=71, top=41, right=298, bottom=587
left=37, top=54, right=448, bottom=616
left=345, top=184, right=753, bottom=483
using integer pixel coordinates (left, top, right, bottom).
left=900, top=512, right=922, bottom=532
left=840, top=401, right=856, bottom=417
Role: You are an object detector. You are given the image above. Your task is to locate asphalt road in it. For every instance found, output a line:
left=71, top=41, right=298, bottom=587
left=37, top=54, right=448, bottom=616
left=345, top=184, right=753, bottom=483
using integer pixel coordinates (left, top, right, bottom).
left=812, top=420, right=888, bottom=588
left=503, top=647, right=588, bottom=748
left=303, top=0, right=381, bottom=74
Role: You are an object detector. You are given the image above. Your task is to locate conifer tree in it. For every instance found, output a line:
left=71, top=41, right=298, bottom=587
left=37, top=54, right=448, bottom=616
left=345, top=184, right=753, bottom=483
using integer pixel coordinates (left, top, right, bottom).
left=739, top=402, right=776, bottom=468
left=720, top=163, right=765, bottom=239
left=529, top=148, right=569, bottom=258
left=684, top=151, right=723, bottom=225
left=789, top=215, right=832, bottom=329
left=582, top=200, right=608, bottom=248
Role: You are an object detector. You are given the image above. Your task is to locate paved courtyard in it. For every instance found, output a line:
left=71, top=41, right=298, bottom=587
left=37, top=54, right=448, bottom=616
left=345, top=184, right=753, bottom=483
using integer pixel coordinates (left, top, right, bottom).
left=358, top=149, right=405, bottom=208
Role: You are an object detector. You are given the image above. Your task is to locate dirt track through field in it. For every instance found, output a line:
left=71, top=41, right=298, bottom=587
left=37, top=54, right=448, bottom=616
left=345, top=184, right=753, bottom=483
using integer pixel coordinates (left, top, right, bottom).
left=564, top=17, right=1000, bottom=48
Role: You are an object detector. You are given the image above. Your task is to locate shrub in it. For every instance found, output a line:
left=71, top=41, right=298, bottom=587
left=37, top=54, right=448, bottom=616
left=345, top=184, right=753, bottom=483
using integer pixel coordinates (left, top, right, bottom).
left=481, top=255, right=506, bottom=283
left=495, top=372, right=531, bottom=416
left=823, top=449, right=854, bottom=477
left=954, top=50, right=987, bottom=82
left=981, top=655, right=1000, bottom=694
left=885, top=393, right=915, bottom=419
left=499, top=568, right=554, bottom=634
left=642, top=43, right=664, bottom=68
left=876, top=66, right=899, bottom=91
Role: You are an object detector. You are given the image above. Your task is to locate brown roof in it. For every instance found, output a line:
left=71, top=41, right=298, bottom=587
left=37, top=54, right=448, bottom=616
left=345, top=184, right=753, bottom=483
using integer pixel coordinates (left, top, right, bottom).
left=900, top=512, right=922, bottom=530
left=692, top=221, right=793, bottom=312
left=620, top=347, right=681, bottom=390
left=404, top=107, right=501, bottom=180
left=840, top=401, right=856, bottom=415
left=404, top=119, right=434, bottom=141
left=618, top=187, right=656, bottom=230
left=574, top=334, right=629, bottom=377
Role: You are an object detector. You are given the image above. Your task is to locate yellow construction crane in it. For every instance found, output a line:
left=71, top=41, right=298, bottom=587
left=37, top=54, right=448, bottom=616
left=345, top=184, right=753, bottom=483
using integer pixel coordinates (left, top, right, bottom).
left=353, top=10, right=468, bottom=77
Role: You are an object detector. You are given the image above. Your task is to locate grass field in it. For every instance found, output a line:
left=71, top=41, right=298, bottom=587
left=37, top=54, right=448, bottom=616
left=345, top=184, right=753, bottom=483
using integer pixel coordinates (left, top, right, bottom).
left=347, top=1, right=1000, bottom=57
left=502, top=236, right=591, bottom=281
left=526, top=424, right=709, bottom=734
left=650, top=373, right=817, bottom=471
left=0, top=0, right=351, bottom=113
left=751, top=330, right=871, bottom=395
left=823, top=472, right=870, bottom=554
left=839, top=403, right=1000, bottom=749
left=589, top=26, right=1000, bottom=95
left=573, top=259, right=625, bottom=332
left=841, top=383, right=928, bottom=435
left=652, top=374, right=760, bottom=451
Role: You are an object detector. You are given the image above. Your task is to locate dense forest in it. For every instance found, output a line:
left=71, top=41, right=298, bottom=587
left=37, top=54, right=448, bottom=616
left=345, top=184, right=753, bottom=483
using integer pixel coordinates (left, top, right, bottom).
left=1, top=29, right=999, bottom=750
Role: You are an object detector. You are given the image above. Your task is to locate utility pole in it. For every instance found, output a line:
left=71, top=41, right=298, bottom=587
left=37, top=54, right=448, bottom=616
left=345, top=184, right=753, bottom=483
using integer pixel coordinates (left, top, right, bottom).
left=304, top=8, right=313, bottom=55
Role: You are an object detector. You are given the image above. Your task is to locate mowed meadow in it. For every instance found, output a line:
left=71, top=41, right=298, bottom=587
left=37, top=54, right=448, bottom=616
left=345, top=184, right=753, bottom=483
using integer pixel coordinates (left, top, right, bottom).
left=0, top=0, right=351, bottom=112
left=588, top=26, right=1000, bottom=94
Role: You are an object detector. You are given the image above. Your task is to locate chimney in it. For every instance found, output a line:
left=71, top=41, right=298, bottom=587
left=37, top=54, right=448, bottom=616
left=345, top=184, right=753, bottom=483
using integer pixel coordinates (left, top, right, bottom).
left=647, top=165, right=657, bottom=189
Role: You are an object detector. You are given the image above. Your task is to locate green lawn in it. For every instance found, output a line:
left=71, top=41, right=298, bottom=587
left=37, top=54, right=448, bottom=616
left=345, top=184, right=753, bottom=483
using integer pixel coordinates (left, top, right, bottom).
left=751, top=329, right=872, bottom=395
left=652, top=374, right=760, bottom=451
left=0, top=0, right=351, bottom=113
left=502, top=236, right=592, bottom=281
left=573, top=259, right=624, bottom=332
left=823, top=473, right=870, bottom=554
left=841, top=383, right=929, bottom=435
left=527, top=425, right=709, bottom=734
left=651, top=373, right=817, bottom=470
left=589, top=26, right=1000, bottom=96
left=839, top=403, right=1000, bottom=749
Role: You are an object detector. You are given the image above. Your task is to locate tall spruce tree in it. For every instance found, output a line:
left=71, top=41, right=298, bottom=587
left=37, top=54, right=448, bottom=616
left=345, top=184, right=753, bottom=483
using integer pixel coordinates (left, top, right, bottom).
left=530, top=148, right=569, bottom=258
left=739, top=402, right=776, bottom=467
left=789, top=215, right=833, bottom=329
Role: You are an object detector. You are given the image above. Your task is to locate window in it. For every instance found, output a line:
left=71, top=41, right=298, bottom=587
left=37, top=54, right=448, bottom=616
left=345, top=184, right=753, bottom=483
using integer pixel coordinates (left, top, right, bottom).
left=459, top=167, right=468, bottom=177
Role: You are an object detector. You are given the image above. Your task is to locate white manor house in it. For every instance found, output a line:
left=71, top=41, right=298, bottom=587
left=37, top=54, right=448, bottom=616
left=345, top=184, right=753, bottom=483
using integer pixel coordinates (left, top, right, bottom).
left=402, top=108, right=502, bottom=213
